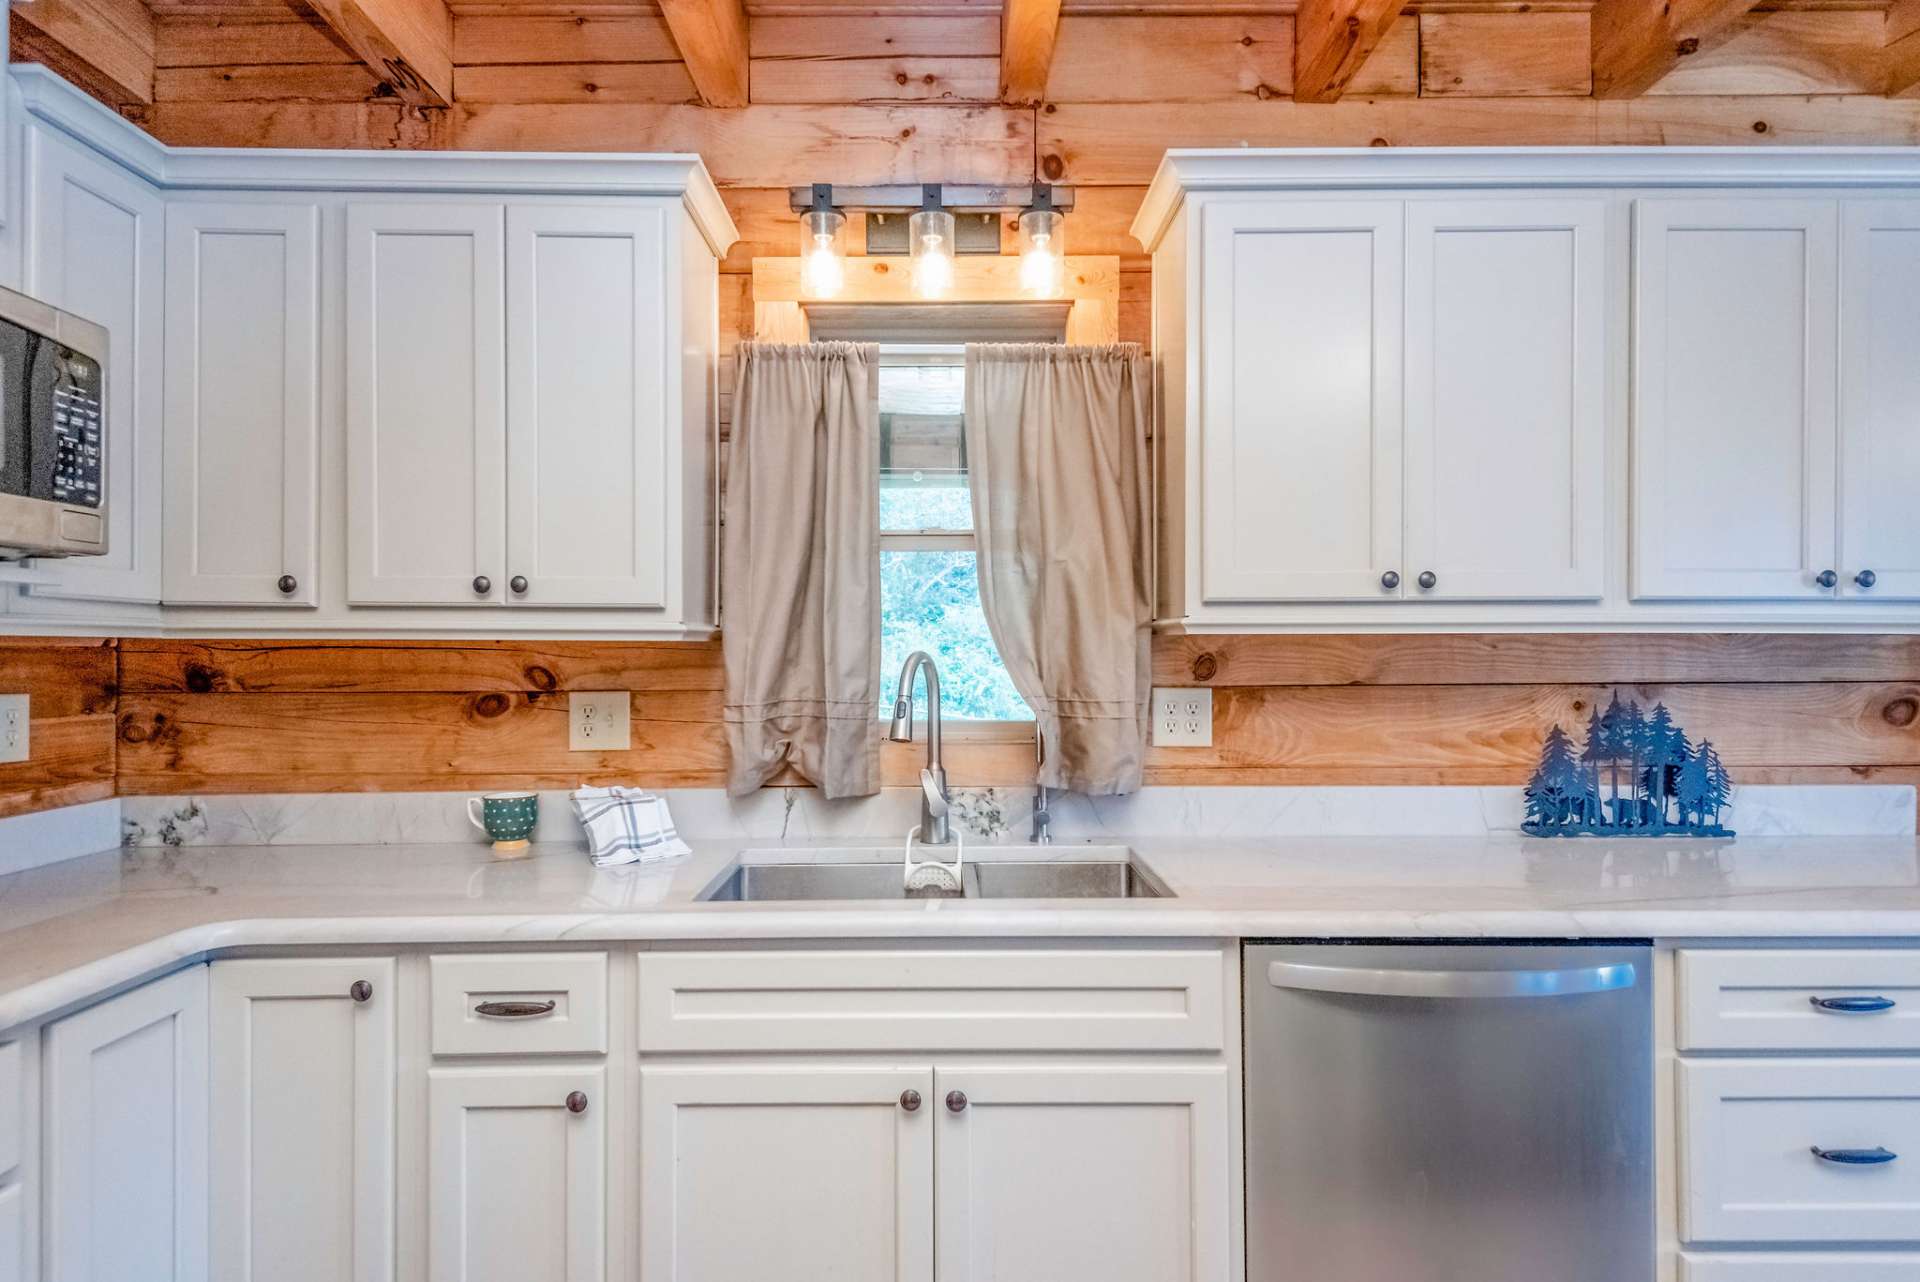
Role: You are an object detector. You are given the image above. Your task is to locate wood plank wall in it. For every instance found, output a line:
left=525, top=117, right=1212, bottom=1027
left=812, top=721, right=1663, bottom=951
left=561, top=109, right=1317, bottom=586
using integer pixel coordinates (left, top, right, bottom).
left=0, top=638, right=119, bottom=819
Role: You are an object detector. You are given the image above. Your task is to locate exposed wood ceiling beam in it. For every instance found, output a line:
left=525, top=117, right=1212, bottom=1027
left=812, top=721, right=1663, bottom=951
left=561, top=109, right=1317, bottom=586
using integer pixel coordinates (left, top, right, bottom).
left=1000, top=0, right=1063, bottom=105
left=1591, top=0, right=1763, bottom=98
left=303, top=0, right=453, bottom=106
left=657, top=0, right=751, bottom=108
left=10, top=0, right=155, bottom=106
left=1293, top=0, right=1406, bottom=103
left=1891, top=0, right=1920, bottom=97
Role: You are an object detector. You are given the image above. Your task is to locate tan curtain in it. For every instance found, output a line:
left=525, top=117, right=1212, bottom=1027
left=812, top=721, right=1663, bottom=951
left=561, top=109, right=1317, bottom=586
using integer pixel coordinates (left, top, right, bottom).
left=722, top=342, right=882, bottom=798
left=964, top=343, right=1152, bottom=795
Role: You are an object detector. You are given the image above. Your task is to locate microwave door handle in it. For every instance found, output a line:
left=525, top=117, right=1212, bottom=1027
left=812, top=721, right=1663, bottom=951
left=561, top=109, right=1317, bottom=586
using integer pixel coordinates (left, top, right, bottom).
left=1267, top=961, right=1638, bottom=999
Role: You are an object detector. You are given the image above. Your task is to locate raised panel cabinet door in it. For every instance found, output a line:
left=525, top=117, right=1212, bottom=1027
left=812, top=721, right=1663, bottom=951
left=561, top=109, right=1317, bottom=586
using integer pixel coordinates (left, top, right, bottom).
left=505, top=204, right=669, bottom=607
left=1197, top=199, right=1404, bottom=602
left=162, top=200, right=321, bottom=606
left=44, top=965, right=209, bottom=1282
left=933, top=1065, right=1232, bottom=1282
left=427, top=1066, right=604, bottom=1282
left=346, top=203, right=506, bottom=605
left=22, top=124, right=164, bottom=605
left=1839, top=200, right=1920, bottom=601
left=638, top=1065, right=934, bottom=1282
left=210, top=958, right=397, bottom=1282
left=1404, top=199, right=1607, bottom=600
left=1632, top=198, right=1839, bottom=600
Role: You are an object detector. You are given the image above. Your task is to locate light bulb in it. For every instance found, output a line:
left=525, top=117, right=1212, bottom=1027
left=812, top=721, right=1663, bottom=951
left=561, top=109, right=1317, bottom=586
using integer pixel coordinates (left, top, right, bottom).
left=1018, top=207, right=1064, bottom=298
left=909, top=207, right=956, bottom=300
left=797, top=206, right=846, bottom=298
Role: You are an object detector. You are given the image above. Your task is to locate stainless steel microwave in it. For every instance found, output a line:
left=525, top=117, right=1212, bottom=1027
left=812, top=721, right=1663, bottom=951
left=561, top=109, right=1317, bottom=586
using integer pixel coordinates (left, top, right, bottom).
left=0, top=284, right=108, bottom=559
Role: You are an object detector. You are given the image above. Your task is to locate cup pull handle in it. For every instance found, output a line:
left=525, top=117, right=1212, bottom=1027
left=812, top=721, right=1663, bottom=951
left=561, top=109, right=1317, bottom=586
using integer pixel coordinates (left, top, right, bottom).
left=474, top=999, right=557, bottom=1019
left=1810, top=995, right=1896, bottom=1014
left=1811, top=1146, right=1897, bottom=1165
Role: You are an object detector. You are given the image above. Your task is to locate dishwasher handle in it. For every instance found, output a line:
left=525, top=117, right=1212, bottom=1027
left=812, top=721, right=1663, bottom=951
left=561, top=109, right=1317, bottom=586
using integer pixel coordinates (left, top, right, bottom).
left=1267, top=960, right=1638, bottom=999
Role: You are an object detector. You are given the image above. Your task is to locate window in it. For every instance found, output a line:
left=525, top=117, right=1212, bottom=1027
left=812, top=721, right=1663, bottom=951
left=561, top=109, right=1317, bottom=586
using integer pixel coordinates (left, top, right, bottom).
left=878, top=346, right=1029, bottom=721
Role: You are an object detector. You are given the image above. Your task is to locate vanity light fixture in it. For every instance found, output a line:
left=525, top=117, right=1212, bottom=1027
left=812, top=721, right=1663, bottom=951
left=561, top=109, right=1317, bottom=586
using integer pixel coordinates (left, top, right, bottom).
left=909, top=184, right=957, bottom=300
left=1017, top=185, right=1065, bottom=298
left=798, top=183, right=846, bottom=298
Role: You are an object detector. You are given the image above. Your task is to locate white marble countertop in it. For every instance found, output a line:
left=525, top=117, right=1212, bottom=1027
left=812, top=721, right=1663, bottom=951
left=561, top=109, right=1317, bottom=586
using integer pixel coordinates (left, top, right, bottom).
left=2, top=834, right=1918, bottom=1032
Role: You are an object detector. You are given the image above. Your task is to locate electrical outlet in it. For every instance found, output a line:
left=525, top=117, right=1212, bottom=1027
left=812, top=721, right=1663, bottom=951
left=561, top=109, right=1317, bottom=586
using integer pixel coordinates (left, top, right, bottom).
left=1151, top=687, right=1212, bottom=747
left=569, top=691, right=631, bottom=751
left=0, top=695, right=26, bottom=764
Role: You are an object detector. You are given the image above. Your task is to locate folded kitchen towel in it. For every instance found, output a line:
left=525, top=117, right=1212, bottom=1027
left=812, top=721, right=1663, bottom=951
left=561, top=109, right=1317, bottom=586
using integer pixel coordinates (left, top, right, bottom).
left=569, top=787, right=693, bottom=867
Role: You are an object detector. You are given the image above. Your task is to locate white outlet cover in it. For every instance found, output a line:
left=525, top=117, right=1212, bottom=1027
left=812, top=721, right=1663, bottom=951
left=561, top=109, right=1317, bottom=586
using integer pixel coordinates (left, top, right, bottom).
left=569, top=691, right=631, bottom=751
left=0, top=695, right=27, bottom=764
left=1150, top=687, right=1212, bottom=747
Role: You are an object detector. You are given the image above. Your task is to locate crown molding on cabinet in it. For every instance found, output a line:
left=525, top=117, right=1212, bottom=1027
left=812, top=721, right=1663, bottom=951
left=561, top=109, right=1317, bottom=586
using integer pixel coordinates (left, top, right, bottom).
left=1130, top=146, right=1920, bottom=252
left=11, top=66, right=739, bottom=256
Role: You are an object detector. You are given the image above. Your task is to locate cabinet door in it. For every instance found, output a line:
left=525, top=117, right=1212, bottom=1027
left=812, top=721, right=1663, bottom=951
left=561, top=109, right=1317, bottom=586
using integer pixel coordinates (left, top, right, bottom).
left=1197, top=199, right=1403, bottom=602
left=211, top=958, right=396, bottom=1282
left=505, top=204, right=668, bottom=607
left=934, top=1065, right=1231, bottom=1282
left=1632, top=198, right=1839, bottom=600
left=427, top=1066, right=604, bottom=1282
left=1839, top=199, right=1920, bottom=600
left=162, top=201, right=321, bottom=606
left=639, top=1066, right=933, bottom=1282
left=22, top=125, right=164, bottom=604
left=1404, top=199, right=1606, bottom=600
left=346, top=203, right=506, bottom=605
left=44, top=965, right=209, bottom=1282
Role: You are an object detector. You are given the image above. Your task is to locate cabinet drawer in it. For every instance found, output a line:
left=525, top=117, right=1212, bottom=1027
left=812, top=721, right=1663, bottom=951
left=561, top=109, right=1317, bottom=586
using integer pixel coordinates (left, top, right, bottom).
left=430, top=953, right=607, bottom=1056
left=637, top=950, right=1228, bottom=1053
left=1680, top=1254, right=1920, bottom=1280
left=1679, top=949, right=1920, bottom=1051
left=1680, top=1059, right=1920, bottom=1244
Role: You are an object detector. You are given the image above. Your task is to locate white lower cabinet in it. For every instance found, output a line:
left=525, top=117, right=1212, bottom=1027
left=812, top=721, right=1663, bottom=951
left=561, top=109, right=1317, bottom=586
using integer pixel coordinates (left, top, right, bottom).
left=427, top=1066, right=606, bottom=1282
left=43, top=965, right=209, bottom=1282
left=639, top=1065, right=935, bottom=1282
left=934, top=1065, right=1231, bottom=1282
left=210, top=958, right=396, bottom=1282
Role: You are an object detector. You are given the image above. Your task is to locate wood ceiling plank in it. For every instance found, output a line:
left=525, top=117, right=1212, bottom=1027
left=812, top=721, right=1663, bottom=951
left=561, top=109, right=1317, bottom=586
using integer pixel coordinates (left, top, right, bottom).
left=1891, top=0, right=1920, bottom=95
left=1651, top=10, right=1886, bottom=95
left=140, top=99, right=450, bottom=145
left=1420, top=12, right=1592, bottom=97
left=658, top=0, right=752, bottom=105
left=11, top=0, right=157, bottom=104
left=1591, top=0, right=1764, bottom=97
left=155, top=61, right=386, bottom=97
left=1293, top=0, right=1406, bottom=102
left=1048, top=14, right=1292, bottom=101
left=156, top=14, right=358, bottom=66
left=304, top=0, right=455, bottom=103
left=750, top=13, right=997, bottom=56
left=1000, top=0, right=1062, bottom=102
left=453, top=59, right=698, bottom=99
left=749, top=54, right=999, bottom=101
left=453, top=12, right=680, bottom=62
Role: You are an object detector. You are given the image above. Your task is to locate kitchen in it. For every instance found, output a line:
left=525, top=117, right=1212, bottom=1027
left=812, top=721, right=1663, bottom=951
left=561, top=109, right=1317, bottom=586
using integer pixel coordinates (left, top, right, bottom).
left=3, top=3, right=1920, bottom=1280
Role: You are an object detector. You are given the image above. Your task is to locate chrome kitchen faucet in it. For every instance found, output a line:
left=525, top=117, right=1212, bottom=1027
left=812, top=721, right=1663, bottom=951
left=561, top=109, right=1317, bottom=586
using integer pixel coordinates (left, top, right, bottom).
left=886, top=650, right=951, bottom=844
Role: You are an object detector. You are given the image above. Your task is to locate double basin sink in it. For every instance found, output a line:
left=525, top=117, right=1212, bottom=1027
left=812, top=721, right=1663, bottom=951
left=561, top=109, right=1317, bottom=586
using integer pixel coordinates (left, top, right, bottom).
left=698, top=846, right=1171, bottom=902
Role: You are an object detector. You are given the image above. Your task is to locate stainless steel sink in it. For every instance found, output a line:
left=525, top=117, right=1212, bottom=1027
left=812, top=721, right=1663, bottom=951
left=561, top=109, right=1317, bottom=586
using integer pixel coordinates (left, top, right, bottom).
left=697, top=848, right=1172, bottom=902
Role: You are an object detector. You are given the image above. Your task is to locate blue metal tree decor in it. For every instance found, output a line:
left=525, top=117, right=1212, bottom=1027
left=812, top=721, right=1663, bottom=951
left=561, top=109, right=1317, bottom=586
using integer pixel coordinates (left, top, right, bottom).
left=1523, top=692, right=1733, bottom=838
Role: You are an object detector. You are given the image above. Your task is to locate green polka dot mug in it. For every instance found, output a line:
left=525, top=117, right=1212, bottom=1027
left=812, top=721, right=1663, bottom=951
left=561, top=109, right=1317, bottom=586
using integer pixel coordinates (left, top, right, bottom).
left=468, top=791, right=538, bottom=854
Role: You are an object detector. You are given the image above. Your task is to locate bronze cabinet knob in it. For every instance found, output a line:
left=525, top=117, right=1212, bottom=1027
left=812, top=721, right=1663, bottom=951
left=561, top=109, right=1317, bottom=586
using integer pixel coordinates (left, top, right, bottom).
left=1380, top=570, right=1400, bottom=590
left=1417, top=571, right=1438, bottom=590
left=1815, top=569, right=1839, bottom=589
left=945, top=1090, right=968, bottom=1114
left=510, top=576, right=528, bottom=594
left=1856, top=570, right=1878, bottom=589
left=277, top=575, right=297, bottom=595
left=566, top=1091, right=588, bottom=1114
left=899, top=1089, right=922, bottom=1113
left=473, top=575, right=492, bottom=595
left=349, top=980, right=373, bottom=1003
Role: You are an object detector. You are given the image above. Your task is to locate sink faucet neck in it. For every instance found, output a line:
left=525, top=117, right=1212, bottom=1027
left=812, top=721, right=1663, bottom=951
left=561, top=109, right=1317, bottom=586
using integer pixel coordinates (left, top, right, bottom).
left=888, top=651, right=950, bottom=843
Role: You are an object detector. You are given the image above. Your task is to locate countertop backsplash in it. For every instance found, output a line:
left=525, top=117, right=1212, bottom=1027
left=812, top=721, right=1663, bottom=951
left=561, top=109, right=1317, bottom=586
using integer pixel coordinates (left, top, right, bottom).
left=119, top=784, right=1919, bottom=849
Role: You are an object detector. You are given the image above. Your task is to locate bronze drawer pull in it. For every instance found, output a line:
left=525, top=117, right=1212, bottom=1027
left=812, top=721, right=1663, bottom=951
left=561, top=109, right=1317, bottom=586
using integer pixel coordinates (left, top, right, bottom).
left=474, top=999, right=557, bottom=1019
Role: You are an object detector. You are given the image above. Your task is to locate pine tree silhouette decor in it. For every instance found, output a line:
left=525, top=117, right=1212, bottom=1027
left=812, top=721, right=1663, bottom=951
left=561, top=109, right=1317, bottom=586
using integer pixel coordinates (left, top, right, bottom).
left=1523, top=694, right=1734, bottom=838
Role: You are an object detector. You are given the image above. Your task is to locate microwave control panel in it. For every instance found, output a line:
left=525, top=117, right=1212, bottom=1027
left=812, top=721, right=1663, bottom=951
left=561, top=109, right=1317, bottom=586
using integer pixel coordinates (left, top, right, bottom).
left=51, top=351, right=102, bottom=507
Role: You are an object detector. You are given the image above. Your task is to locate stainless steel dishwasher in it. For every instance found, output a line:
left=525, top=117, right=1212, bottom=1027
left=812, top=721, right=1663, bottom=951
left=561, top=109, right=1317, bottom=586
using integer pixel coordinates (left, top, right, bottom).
left=1245, top=942, right=1652, bottom=1282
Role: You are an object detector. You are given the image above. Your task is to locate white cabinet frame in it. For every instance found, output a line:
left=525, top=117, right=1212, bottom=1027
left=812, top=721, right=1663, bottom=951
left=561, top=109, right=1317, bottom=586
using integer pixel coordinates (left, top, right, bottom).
left=1838, top=199, right=1920, bottom=601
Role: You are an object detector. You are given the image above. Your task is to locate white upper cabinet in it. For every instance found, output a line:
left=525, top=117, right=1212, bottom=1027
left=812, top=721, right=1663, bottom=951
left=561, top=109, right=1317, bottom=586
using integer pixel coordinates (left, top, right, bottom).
left=1197, top=199, right=1404, bottom=603
left=1632, top=198, right=1839, bottom=601
left=22, top=125, right=164, bottom=605
left=505, top=204, right=669, bottom=608
left=347, top=202, right=508, bottom=606
left=162, top=201, right=321, bottom=606
left=1404, top=199, right=1606, bottom=600
left=1838, top=200, right=1920, bottom=601
left=43, top=966, right=208, bottom=1282
left=210, top=958, right=396, bottom=1282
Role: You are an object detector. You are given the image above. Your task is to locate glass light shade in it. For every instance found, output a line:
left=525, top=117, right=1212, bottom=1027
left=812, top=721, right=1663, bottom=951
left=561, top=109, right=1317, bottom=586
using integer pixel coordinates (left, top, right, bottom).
left=799, top=208, right=846, bottom=297
left=909, top=207, right=956, bottom=299
left=1018, top=208, right=1065, bottom=297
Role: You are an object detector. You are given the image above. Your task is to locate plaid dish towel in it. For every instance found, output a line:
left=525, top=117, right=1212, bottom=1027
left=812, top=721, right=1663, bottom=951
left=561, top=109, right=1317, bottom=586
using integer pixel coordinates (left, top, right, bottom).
left=569, top=787, right=693, bottom=867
